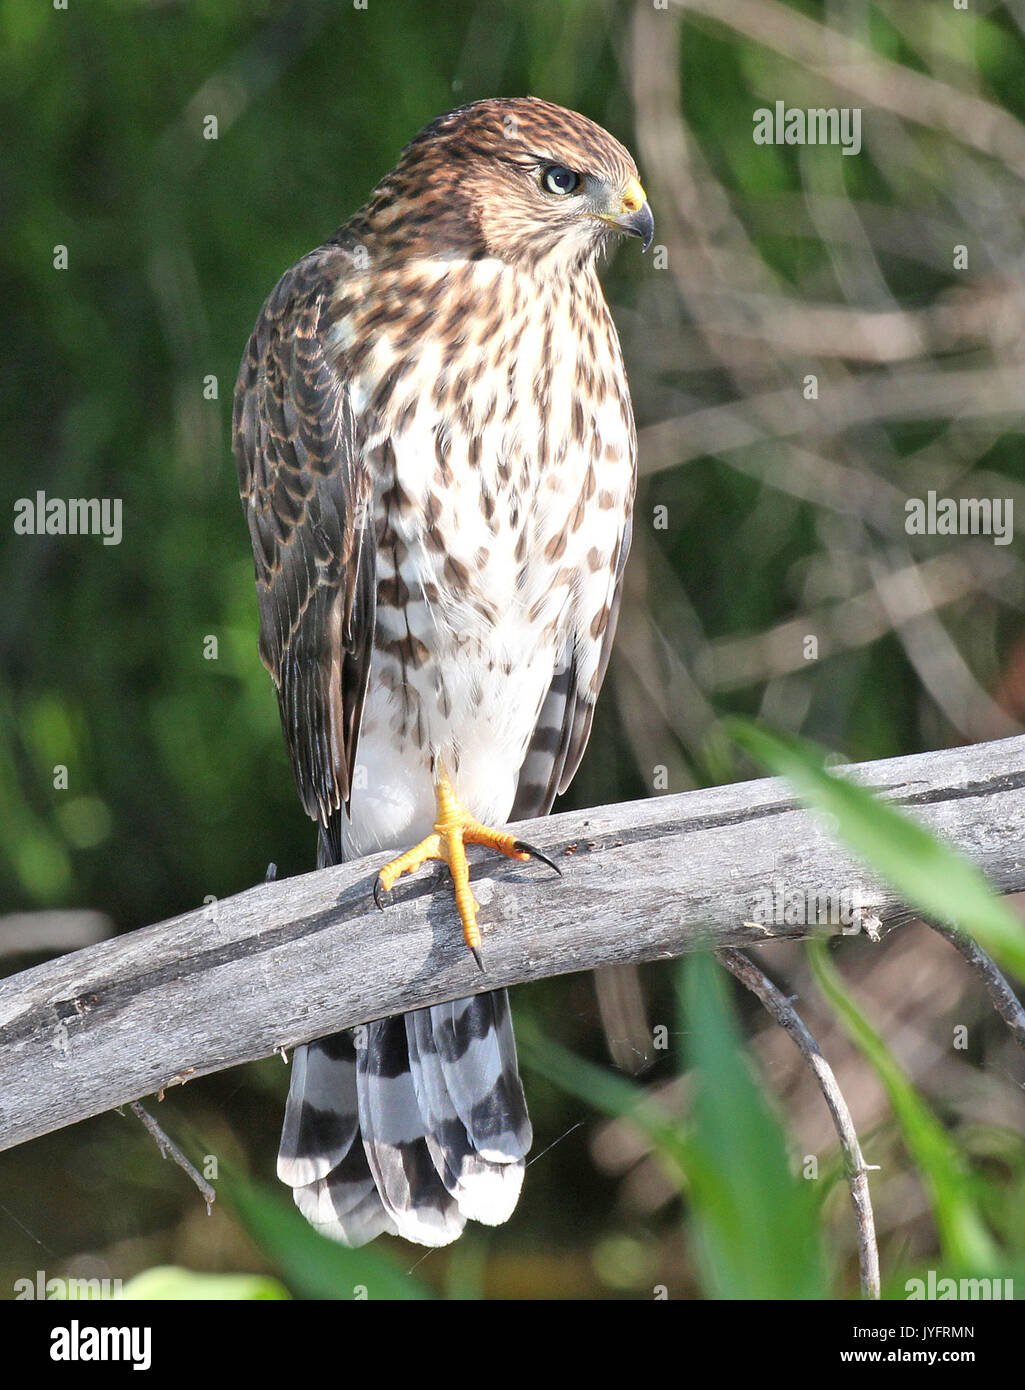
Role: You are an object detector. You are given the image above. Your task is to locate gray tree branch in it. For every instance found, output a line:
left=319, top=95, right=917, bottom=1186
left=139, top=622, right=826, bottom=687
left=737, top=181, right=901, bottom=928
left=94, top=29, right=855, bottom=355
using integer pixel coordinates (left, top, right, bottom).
left=2, top=735, right=1025, bottom=1153
left=717, top=947, right=881, bottom=1300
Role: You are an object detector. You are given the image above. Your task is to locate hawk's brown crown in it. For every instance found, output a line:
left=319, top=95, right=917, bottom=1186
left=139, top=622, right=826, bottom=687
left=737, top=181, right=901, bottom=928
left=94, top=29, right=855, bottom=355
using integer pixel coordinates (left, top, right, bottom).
left=343, top=97, right=649, bottom=270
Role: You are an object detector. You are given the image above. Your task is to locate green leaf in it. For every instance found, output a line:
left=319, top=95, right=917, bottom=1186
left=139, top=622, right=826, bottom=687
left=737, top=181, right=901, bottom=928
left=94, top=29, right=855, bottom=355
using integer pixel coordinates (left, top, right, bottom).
left=808, top=939, right=998, bottom=1272
left=121, top=1267, right=289, bottom=1300
left=726, top=719, right=1025, bottom=980
left=519, top=955, right=827, bottom=1299
left=515, top=1016, right=695, bottom=1185
left=679, top=954, right=826, bottom=1298
left=222, top=1172, right=432, bottom=1301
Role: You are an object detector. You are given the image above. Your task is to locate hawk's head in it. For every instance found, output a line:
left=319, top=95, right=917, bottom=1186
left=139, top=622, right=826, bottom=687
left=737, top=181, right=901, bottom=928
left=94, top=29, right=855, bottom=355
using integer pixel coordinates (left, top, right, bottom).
left=355, top=97, right=654, bottom=271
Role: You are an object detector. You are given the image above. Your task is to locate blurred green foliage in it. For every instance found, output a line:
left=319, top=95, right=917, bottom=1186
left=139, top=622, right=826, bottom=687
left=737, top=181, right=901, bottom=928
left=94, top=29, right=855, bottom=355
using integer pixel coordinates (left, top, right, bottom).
left=522, top=955, right=828, bottom=1298
left=224, top=1174, right=432, bottom=1300
left=122, top=1266, right=289, bottom=1300
left=729, top=720, right=1025, bottom=979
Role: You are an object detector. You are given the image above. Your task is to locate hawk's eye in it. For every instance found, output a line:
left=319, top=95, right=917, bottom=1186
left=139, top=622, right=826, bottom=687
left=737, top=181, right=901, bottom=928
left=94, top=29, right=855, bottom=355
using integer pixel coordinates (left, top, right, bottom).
left=540, top=164, right=581, bottom=196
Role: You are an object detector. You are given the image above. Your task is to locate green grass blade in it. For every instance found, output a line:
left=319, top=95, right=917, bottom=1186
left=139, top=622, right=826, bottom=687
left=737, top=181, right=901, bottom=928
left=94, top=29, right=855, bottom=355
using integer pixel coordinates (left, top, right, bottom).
left=221, top=1171, right=432, bottom=1300
left=807, top=938, right=998, bottom=1271
left=726, top=719, right=1025, bottom=980
left=679, top=954, right=826, bottom=1298
left=516, top=1016, right=697, bottom=1185
left=519, top=957, right=827, bottom=1299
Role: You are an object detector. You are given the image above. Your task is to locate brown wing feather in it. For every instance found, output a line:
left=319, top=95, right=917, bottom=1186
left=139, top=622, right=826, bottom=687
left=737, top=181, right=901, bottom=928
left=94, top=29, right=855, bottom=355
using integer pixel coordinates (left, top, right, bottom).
left=233, top=244, right=375, bottom=825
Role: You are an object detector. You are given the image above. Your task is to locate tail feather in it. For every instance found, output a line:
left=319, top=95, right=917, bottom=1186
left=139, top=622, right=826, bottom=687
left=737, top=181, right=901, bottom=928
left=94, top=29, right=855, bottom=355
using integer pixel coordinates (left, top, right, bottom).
left=277, top=815, right=532, bottom=1247
left=307, top=1175, right=400, bottom=1247
left=277, top=1035, right=359, bottom=1187
left=317, top=1189, right=398, bottom=1247
left=283, top=1042, right=399, bottom=1245
left=356, top=1017, right=467, bottom=1247
left=429, top=994, right=532, bottom=1162
left=406, top=1008, right=524, bottom=1226
left=292, top=1142, right=382, bottom=1226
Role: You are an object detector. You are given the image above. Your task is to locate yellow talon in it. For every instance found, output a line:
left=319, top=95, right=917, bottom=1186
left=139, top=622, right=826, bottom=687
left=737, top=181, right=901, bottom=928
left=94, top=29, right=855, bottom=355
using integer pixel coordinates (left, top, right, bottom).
left=374, top=769, right=534, bottom=966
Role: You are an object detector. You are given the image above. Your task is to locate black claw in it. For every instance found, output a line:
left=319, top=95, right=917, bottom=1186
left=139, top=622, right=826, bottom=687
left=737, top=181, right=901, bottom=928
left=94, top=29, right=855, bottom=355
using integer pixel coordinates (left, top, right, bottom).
left=373, top=877, right=387, bottom=910
left=470, top=945, right=485, bottom=972
left=513, top=839, right=562, bottom=876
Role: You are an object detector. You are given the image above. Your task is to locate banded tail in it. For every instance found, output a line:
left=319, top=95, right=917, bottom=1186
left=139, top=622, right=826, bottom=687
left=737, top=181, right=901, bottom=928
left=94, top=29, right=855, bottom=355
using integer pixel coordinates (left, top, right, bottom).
left=276, top=829, right=532, bottom=1247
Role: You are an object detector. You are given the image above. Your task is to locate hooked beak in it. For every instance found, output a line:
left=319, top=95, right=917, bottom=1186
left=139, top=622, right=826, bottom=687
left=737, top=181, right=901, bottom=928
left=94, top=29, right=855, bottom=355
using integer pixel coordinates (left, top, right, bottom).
left=598, top=176, right=655, bottom=252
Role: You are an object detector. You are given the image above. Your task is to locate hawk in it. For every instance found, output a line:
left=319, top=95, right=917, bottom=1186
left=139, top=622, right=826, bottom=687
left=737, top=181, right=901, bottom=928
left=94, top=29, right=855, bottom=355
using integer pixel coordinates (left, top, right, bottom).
left=233, top=97, right=652, bottom=1247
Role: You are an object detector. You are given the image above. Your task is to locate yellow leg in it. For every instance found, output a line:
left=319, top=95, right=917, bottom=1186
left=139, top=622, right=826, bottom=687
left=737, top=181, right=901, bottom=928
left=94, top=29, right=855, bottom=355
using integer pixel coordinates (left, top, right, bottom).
left=373, top=769, right=559, bottom=969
